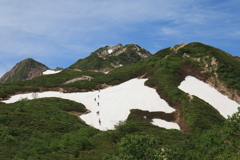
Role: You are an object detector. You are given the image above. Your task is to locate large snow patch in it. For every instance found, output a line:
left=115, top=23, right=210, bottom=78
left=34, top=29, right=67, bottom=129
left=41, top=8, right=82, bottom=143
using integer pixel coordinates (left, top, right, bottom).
left=178, top=76, right=240, bottom=118
left=3, top=78, right=178, bottom=131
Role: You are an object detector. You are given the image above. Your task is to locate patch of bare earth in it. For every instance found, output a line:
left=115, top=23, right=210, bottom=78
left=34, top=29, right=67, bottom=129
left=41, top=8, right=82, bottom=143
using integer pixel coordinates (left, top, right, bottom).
left=171, top=43, right=188, bottom=52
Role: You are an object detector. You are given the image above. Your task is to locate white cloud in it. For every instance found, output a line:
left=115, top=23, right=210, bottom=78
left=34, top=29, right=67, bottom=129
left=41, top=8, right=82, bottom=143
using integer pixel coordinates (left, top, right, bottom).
left=235, top=31, right=240, bottom=36
left=0, top=0, right=239, bottom=77
left=161, top=28, right=179, bottom=35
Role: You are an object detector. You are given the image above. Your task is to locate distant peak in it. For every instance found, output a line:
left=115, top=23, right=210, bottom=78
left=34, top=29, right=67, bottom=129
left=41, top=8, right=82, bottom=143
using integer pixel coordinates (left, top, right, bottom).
left=23, top=58, right=34, bottom=62
left=0, top=58, right=49, bottom=83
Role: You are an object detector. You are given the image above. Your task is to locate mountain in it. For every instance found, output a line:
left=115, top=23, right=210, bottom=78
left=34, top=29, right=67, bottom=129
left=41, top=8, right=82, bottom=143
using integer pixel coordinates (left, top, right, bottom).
left=235, top=55, right=240, bottom=61
left=0, top=58, right=49, bottom=83
left=68, top=43, right=151, bottom=72
left=0, top=42, right=239, bottom=159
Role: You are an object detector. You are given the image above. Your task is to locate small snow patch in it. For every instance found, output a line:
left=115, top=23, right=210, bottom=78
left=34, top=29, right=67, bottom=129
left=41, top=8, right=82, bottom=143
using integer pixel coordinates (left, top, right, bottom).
left=108, top=49, right=113, bottom=54
left=43, top=70, right=62, bottom=75
left=151, top=119, right=180, bottom=130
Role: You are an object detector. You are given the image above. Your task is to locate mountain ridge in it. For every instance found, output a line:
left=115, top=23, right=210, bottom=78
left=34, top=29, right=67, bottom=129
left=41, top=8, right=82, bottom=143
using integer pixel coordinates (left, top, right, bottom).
left=68, top=43, right=151, bottom=72
left=0, top=43, right=151, bottom=83
left=0, top=42, right=239, bottom=159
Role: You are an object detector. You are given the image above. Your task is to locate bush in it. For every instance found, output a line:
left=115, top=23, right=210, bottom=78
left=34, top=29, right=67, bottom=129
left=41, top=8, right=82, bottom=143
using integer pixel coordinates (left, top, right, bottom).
left=114, top=120, right=139, bottom=136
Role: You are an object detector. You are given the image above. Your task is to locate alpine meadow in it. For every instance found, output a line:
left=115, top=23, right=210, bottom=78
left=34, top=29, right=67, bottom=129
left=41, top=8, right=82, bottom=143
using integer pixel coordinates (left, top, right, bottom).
left=0, top=42, right=240, bottom=160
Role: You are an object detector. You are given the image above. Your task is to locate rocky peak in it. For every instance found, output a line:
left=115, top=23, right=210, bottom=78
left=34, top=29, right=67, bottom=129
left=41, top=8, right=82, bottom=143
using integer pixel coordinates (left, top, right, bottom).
left=94, top=43, right=123, bottom=57
left=106, top=43, right=123, bottom=55
left=96, top=43, right=151, bottom=59
left=0, top=58, right=49, bottom=83
left=69, top=43, right=152, bottom=72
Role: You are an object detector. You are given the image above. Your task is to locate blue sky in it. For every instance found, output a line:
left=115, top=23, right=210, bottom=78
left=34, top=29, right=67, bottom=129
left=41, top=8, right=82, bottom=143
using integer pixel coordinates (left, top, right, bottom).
left=0, top=0, right=240, bottom=77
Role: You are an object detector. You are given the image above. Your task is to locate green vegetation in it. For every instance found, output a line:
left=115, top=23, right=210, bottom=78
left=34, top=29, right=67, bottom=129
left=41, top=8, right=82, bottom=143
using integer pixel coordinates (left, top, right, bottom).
left=0, top=98, right=94, bottom=159
left=127, top=109, right=175, bottom=123
left=144, top=53, right=225, bottom=133
left=112, top=134, right=159, bottom=160
left=0, top=42, right=239, bottom=159
left=0, top=58, right=49, bottom=83
left=0, top=42, right=237, bottom=133
left=0, top=98, right=188, bottom=159
left=178, top=42, right=240, bottom=93
left=104, top=108, right=240, bottom=160
left=69, top=44, right=151, bottom=71
left=166, top=108, right=240, bottom=160
left=0, top=97, right=238, bottom=159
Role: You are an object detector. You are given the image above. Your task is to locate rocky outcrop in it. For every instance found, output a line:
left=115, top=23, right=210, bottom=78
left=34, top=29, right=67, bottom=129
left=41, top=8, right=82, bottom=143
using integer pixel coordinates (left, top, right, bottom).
left=64, top=76, right=93, bottom=84
left=96, top=44, right=151, bottom=69
left=206, top=76, right=240, bottom=104
left=180, top=53, right=240, bottom=104
left=98, top=43, right=123, bottom=56
left=68, top=43, right=152, bottom=72
left=96, top=43, right=151, bottom=59
left=0, top=58, right=49, bottom=83
left=171, top=42, right=188, bottom=52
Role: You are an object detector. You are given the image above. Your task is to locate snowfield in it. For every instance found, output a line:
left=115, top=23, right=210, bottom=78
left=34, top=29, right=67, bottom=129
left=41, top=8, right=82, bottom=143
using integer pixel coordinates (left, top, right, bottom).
left=3, top=76, right=240, bottom=131
left=178, top=76, right=240, bottom=118
left=2, top=78, right=178, bottom=131
left=151, top=119, right=181, bottom=130
left=43, top=70, right=62, bottom=75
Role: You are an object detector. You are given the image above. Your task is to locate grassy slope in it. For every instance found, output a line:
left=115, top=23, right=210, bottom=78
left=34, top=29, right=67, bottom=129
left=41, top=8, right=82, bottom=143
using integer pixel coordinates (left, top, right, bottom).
left=0, top=98, right=187, bottom=160
left=1, top=42, right=239, bottom=132
left=177, top=42, right=240, bottom=92
left=69, top=44, right=151, bottom=71
left=0, top=58, right=49, bottom=83
left=0, top=98, right=92, bottom=159
left=0, top=42, right=239, bottom=159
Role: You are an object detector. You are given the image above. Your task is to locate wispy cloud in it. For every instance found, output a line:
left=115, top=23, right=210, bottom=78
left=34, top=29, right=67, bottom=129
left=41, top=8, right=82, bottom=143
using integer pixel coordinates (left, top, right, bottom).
left=0, top=0, right=239, bottom=77
left=161, top=28, right=179, bottom=35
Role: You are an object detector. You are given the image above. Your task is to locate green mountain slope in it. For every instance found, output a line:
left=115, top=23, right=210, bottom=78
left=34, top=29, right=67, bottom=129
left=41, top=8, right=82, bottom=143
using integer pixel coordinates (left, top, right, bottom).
left=1, top=42, right=239, bottom=131
left=0, top=58, right=49, bottom=83
left=68, top=44, right=151, bottom=72
left=0, top=42, right=239, bottom=159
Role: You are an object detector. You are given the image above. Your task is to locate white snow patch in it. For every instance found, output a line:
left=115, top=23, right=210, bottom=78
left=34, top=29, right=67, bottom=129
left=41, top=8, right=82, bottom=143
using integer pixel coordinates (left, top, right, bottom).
left=178, top=76, right=240, bottom=118
left=108, top=49, right=113, bottom=54
left=43, top=70, right=62, bottom=75
left=151, top=119, right=180, bottom=130
left=3, top=78, right=177, bottom=131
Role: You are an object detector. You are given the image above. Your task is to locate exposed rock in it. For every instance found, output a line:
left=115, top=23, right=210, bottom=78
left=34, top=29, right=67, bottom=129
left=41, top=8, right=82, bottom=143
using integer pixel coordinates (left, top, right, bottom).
left=193, top=57, right=201, bottom=62
left=183, top=53, right=190, bottom=57
left=100, top=43, right=123, bottom=56
left=206, top=76, right=240, bottom=104
left=0, top=58, right=49, bottom=83
left=181, top=55, right=240, bottom=104
left=64, top=76, right=93, bottom=84
left=69, top=43, right=151, bottom=72
left=96, top=43, right=151, bottom=59
left=211, top=57, right=218, bottom=71
left=171, top=43, right=188, bottom=52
